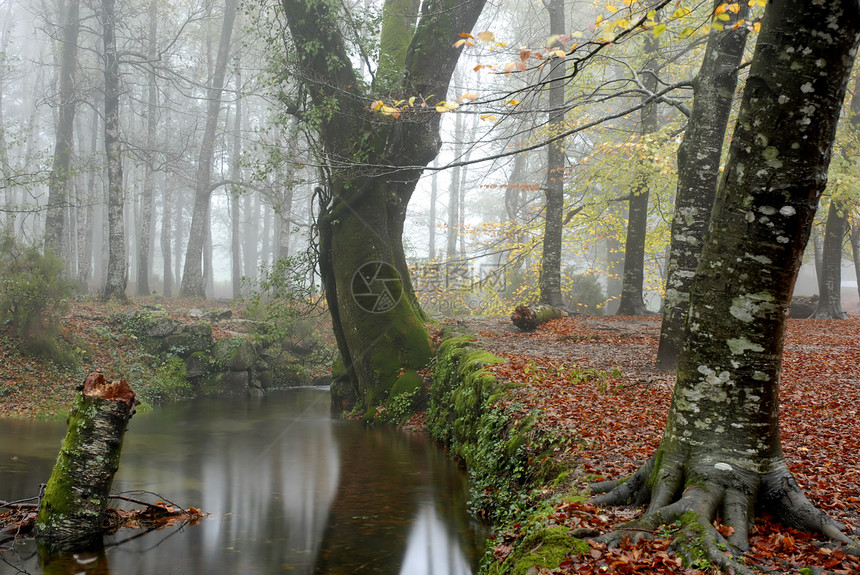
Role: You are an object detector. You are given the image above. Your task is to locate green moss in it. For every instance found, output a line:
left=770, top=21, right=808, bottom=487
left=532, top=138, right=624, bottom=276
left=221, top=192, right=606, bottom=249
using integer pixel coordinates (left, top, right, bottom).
left=498, top=526, right=589, bottom=575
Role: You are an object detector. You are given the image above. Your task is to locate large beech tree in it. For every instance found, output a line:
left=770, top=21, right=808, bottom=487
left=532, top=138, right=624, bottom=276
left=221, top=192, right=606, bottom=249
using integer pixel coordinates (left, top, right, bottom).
left=281, top=0, right=486, bottom=415
left=657, top=0, right=750, bottom=368
left=592, top=0, right=860, bottom=569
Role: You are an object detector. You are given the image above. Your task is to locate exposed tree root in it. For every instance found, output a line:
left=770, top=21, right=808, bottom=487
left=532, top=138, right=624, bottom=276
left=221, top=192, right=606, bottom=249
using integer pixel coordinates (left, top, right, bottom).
left=588, top=452, right=860, bottom=573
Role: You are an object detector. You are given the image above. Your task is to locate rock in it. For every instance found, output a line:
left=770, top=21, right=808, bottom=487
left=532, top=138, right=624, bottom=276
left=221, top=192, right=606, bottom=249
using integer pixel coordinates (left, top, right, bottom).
left=162, top=322, right=213, bottom=356
left=146, top=316, right=180, bottom=338
left=213, top=337, right=257, bottom=371
left=202, top=309, right=232, bottom=321
left=212, top=370, right=249, bottom=396
left=218, top=319, right=266, bottom=334
left=184, top=352, right=210, bottom=379
left=186, top=308, right=203, bottom=318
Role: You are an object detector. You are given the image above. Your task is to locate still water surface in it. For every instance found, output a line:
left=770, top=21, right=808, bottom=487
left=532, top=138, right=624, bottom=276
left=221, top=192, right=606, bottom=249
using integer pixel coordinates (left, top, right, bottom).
left=0, top=388, right=486, bottom=574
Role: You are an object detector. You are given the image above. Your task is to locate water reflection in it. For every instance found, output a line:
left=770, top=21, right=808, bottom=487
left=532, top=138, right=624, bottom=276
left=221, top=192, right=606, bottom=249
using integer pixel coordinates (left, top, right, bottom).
left=0, top=389, right=485, bottom=574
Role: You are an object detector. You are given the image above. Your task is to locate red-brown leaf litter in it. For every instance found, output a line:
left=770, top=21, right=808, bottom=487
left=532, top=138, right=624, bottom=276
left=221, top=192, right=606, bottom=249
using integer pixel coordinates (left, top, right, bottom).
left=463, top=315, right=860, bottom=574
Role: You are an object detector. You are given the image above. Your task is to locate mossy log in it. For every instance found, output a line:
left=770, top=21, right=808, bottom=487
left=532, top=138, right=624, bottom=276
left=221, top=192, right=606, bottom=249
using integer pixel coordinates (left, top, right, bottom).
left=35, top=373, right=137, bottom=550
left=511, top=304, right=568, bottom=332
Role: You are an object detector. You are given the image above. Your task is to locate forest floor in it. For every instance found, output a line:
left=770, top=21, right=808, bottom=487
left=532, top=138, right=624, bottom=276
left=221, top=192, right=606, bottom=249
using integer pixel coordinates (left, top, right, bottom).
left=446, top=314, right=860, bottom=574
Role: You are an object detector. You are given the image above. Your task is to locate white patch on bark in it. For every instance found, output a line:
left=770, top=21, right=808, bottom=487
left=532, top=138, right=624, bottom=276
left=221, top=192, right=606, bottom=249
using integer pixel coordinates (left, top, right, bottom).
left=780, top=206, right=797, bottom=216
left=714, top=462, right=733, bottom=471
left=727, top=337, right=765, bottom=355
left=745, top=252, right=772, bottom=264
left=753, top=371, right=770, bottom=381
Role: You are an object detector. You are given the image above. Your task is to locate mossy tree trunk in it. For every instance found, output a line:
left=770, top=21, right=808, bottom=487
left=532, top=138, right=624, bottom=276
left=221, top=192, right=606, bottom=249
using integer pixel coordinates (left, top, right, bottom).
left=657, top=0, right=750, bottom=369
left=593, top=0, right=860, bottom=568
left=35, top=373, right=137, bottom=550
left=281, top=0, right=486, bottom=417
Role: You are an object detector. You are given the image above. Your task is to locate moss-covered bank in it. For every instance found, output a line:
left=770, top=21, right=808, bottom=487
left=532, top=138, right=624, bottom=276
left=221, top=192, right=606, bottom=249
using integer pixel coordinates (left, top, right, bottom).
left=425, top=335, right=590, bottom=574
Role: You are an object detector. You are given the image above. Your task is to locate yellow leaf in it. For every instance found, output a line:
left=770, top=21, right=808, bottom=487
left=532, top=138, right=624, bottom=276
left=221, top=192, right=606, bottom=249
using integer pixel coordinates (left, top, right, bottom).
left=553, top=49, right=566, bottom=59
left=711, top=22, right=724, bottom=31
left=715, top=2, right=728, bottom=15
left=371, top=100, right=384, bottom=112
left=672, top=6, right=692, bottom=18
left=753, top=21, right=761, bottom=33
left=459, top=93, right=478, bottom=102
left=453, top=39, right=468, bottom=48
left=679, top=27, right=695, bottom=38
left=606, top=5, right=618, bottom=13
left=408, top=96, right=416, bottom=106
left=506, top=99, right=519, bottom=106
left=728, top=3, right=740, bottom=13
left=480, top=114, right=498, bottom=123
left=716, top=12, right=730, bottom=21
left=458, top=32, right=474, bottom=38
left=595, top=14, right=604, bottom=24
left=653, top=23, right=666, bottom=37
left=477, top=30, right=495, bottom=42
left=647, top=9, right=656, bottom=19
left=503, top=62, right=517, bottom=75
left=435, top=101, right=459, bottom=113
left=616, top=18, right=629, bottom=29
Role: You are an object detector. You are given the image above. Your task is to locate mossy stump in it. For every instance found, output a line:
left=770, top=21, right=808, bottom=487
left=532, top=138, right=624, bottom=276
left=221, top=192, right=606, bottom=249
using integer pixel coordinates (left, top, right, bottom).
left=511, top=304, right=567, bottom=332
left=35, top=372, right=137, bottom=550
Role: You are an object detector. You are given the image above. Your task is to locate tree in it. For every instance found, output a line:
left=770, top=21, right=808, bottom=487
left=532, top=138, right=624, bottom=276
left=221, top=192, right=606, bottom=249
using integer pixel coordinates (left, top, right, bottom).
left=657, top=0, right=750, bottom=368
left=44, top=0, right=80, bottom=258
left=813, top=198, right=849, bottom=318
left=538, top=0, right=565, bottom=308
left=180, top=0, right=238, bottom=298
left=615, top=23, right=659, bottom=316
left=102, top=0, right=126, bottom=301
left=592, top=0, right=860, bottom=568
left=136, top=0, right=158, bottom=296
left=280, top=0, right=486, bottom=416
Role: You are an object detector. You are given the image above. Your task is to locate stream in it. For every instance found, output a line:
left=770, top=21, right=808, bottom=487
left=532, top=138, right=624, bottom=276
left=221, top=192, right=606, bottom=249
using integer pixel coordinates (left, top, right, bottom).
left=0, top=388, right=486, bottom=574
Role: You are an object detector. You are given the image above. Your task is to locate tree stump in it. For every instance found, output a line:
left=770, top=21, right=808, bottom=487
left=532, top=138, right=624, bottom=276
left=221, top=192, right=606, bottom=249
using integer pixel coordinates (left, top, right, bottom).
left=510, top=304, right=568, bottom=331
left=35, top=373, right=137, bottom=550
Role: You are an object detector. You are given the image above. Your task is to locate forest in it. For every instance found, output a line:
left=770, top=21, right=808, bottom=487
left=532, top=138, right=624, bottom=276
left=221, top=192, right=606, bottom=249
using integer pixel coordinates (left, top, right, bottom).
left=1, top=0, right=860, bottom=573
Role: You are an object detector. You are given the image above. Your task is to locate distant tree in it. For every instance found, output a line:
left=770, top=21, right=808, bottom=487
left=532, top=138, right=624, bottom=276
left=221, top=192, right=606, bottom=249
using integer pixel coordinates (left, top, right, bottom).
left=102, top=0, right=127, bottom=301
left=592, top=1, right=860, bottom=569
left=44, top=0, right=80, bottom=259
left=180, top=0, right=238, bottom=298
left=813, top=198, right=848, bottom=318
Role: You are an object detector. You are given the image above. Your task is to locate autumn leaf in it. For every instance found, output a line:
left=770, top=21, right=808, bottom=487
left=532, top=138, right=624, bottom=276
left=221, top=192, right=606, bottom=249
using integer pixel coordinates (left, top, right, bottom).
left=476, top=30, right=495, bottom=42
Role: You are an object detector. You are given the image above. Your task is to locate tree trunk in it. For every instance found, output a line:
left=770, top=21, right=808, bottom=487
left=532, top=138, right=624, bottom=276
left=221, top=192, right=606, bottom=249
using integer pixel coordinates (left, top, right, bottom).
left=136, top=0, right=158, bottom=296
left=428, top=157, right=438, bottom=259
left=282, top=0, right=486, bottom=417
left=35, top=373, right=136, bottom=550
left=657, top=0, right=750, bottom=369
left=851, top=219, right=860, bottom=306
left=511, top=304, right=567, bottom=332
left=243, top=191, right=259, bottom=279
left=813, top=200, right=848, bottom=318
left=592, top=1, right=860, bottom=566
left=539, top=0, right=565, bottom=308
left=180, top=0, right=238, bottom=298
left=44, top=0, right=80, bottom=258
left=102, top=0, right=127, bottom=301
left=616, top=32, right=658, bottom=316
left=230, top=60, right=242, bottom=299
left=447, top=113, right=463, bottom=261
left=161, top=178, right=173, bottom=298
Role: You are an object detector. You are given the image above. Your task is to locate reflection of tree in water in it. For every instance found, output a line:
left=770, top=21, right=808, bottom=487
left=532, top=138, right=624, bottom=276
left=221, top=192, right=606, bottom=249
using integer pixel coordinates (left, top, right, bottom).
left=314, top=426, right=485, bottom=574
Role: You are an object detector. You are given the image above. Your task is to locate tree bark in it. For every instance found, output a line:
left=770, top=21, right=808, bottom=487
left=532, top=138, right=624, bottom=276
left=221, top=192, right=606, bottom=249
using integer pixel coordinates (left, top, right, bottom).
left=102, top=0, right=127, bottom=301
left=657, top=0, right=750, bottom=368
left=539, top=0, right=566, bottom=308
left=180, top=0, right=238, bottom=298
left=281, top=0, right=486, bottom=417
left=35, top=373, right=137, bottom=550
left=136, top=0, right=158, bottom=296
left=44, top=0, right=80, bottom=258
left=230, top=60, right=242, bottom=299
left=428, top=157, right=438, bottom=259
left=616, top=32, right=658, bottom=316
left=511, top=304, right=567, bottom=332
left=447, top=112, right=463, bottom=261
left=592, top=0, right=860, bottom=564
left=813, top=199, right=848, bottom=318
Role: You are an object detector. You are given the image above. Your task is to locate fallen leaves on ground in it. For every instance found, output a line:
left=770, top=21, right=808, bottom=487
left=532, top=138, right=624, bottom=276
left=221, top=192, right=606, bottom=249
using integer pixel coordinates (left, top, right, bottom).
left=461, top=315, right=860, bottom=574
